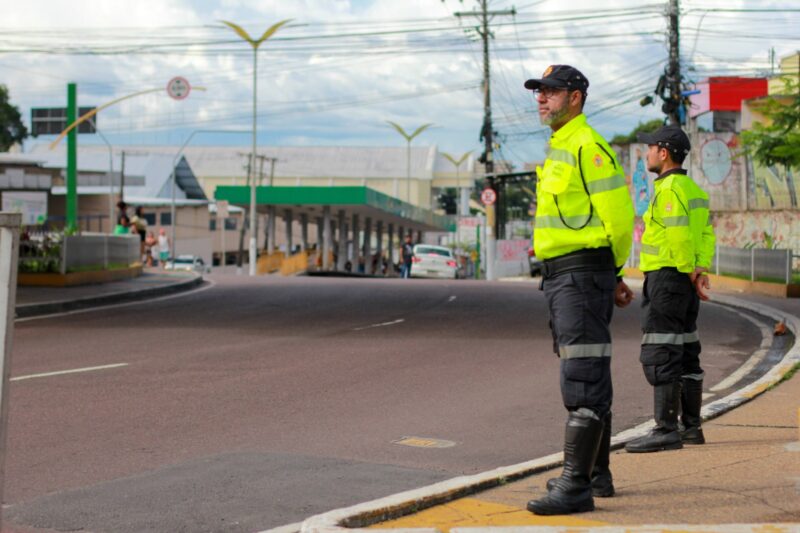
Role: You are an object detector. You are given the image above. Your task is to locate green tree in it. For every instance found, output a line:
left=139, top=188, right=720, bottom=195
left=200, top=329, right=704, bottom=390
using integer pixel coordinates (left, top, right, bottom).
left=610, top=119, right=664, bottom=145
left=740, top=80, right=800, bottom=170
left=741, top=79, right=799, bottom=208
left=0, top=84, right=28, bottom=151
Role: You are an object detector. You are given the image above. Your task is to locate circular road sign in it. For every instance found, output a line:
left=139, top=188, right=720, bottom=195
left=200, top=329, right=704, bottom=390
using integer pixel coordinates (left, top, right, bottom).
left=481, top=188, right=497, bottom=206
left=166, top=76, right=191, bottom=100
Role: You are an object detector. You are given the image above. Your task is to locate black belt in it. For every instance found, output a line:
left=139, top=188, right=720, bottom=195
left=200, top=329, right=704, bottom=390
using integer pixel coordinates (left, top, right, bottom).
left=542, top=247, right=615, bottom=279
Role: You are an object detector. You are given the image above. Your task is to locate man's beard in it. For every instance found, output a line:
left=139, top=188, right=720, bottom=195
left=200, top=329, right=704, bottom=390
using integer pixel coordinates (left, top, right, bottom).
left=540, top=104, right=569, bottom=126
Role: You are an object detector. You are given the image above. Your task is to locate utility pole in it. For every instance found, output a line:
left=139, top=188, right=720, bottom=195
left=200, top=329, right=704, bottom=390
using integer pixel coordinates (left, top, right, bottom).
left=454, top=0, right=515, bottom=280
left=666, top=0, right=681, bottom=125
left=235, top=153, right=252, bottom=275
left=267, top=157, right=277, bottom=186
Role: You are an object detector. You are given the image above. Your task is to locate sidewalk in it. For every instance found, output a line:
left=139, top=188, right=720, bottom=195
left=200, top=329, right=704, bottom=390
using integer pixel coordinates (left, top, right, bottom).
left=299, top=285, right=800, bottom=533
left=14, top=269, right=203, bottom=319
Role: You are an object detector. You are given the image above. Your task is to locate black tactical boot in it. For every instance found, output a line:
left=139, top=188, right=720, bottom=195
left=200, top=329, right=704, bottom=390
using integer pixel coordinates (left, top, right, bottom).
left=680, top=378, right=705, bottom=444
left=546, top=412, right=614, bottom=497
left=625, top=382, right=683, bottom=453
left=528, top=409, right=603, bottom=515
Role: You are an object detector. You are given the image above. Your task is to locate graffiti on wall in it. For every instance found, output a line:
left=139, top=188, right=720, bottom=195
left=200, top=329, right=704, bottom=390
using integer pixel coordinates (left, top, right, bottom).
left=712, top=210, right=799, bottom=252
left=628, top=144, right=656, bottom=216
left=750, top=161, right=798, bottom=210
left=618, top=132, right=798, bottom=213
left=688, top=132, right=748, bottom=212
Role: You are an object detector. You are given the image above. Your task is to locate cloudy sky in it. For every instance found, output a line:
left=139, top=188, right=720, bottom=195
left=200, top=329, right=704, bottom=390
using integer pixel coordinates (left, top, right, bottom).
left=1, top=0, right=797, bottom=167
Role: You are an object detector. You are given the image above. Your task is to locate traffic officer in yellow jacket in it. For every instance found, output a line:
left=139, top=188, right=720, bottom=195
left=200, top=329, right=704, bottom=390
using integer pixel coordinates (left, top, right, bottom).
left=625, top=125, right=715, bottom=454
left=524, top=65, right=635, bottom=516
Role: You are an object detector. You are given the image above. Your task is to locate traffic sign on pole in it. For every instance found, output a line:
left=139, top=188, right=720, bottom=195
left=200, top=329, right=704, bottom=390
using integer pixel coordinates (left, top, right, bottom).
left=166, top=77, right=191, bottom=100
left=481, top=188, right=497, bottom=206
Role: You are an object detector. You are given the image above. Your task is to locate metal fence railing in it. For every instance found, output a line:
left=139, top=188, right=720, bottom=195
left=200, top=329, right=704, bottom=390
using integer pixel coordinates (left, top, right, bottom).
left=627, top=242, right=796, bottom=284
left=19, top=232, right=140, bottom=274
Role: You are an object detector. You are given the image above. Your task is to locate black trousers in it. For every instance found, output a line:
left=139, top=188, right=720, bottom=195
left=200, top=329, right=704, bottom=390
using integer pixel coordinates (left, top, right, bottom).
left=543, top=269, right=616, bottom=416
left=640, top=268, right=703, bottom=386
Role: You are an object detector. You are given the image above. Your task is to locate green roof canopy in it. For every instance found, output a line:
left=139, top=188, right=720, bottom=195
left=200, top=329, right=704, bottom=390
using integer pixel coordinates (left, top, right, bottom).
left=215, top=186, right=451, bottom=232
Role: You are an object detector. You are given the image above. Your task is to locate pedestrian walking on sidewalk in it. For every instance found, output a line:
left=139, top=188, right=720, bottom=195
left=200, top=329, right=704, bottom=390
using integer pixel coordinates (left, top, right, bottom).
left=523, top=65, right=635, bottom=516
left=400, top=234, right=414, bottom=279
left=625, top=125, right=715, bottom=454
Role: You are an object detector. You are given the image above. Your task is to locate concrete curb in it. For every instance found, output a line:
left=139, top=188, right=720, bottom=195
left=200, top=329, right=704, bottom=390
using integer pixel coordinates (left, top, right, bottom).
left=298, top=294, right=800, bottom=533
left=14, top=273, right=204, bottom=319
left=449, top=525, right=799, bottom=533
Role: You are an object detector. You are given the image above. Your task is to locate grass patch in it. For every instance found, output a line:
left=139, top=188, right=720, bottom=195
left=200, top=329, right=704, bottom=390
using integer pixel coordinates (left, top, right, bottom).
left=766, top=361, right=800, bottom=392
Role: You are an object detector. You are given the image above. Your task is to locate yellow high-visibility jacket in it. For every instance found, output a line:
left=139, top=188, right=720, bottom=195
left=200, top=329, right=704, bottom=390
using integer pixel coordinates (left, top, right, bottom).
left=640, top=169, right=715, bottom=273
left=534, top=114, right=634, bottom=270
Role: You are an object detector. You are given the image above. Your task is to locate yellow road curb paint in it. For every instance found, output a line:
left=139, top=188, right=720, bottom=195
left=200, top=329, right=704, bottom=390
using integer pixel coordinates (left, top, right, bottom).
left=393, top=437, right=457, bottom=448
left=368, top=498, right=607, bottom=531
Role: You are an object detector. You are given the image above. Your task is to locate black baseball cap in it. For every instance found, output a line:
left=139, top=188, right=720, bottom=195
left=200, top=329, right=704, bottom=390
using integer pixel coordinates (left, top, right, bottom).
left=524, top=65, right=589, bottom=94
left=637, top=125, right=691, bottom=157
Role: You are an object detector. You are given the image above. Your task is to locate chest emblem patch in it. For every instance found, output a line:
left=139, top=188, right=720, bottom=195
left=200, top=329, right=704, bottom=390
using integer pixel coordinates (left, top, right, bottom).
left=664, top=202, right=673, bottom=213
left=593, top=154, right=603, bottom=167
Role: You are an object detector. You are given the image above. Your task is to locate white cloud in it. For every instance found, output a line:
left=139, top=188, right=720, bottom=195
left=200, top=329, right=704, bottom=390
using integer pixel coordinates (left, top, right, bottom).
left=2, top=0, right=797, bottom=166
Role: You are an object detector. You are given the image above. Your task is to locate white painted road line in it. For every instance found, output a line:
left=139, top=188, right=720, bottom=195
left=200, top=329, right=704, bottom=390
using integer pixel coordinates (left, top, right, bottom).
left=353, top=318, right=405, bottom=331
left=448, top=295, right=457, bottom=302
left=11, top=363, right=129, bottom=382
left=707, top=302, right=774, bottom=393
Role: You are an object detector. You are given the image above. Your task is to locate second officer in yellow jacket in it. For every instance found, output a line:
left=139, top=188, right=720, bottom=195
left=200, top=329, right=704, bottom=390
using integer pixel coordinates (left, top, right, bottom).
left=625, top=125, right=715, bottom=454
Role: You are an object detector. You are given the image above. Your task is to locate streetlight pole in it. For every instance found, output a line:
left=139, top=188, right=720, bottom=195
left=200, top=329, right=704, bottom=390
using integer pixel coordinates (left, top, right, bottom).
left=221, top=19, right=291, bottom=276
left=442, top=151, right=472, bottom=216
left=169, top=129, right=249, bottom=263
left=386, top=122, right=433, bottom=205
left=442, top=151, right=472, bottom=248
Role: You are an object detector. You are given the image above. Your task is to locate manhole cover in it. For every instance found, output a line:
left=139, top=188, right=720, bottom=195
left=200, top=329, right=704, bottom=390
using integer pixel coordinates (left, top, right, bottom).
left=393, top=436, right=457, bottom=448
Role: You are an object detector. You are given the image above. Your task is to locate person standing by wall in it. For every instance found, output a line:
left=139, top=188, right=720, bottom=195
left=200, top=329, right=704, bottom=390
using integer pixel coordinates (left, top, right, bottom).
left=625, top=125, right=715, bottom=454
left=129, top=206, right=148, bottom=262
left=157, top=228, right=170, bottom=268
left=523, top=65, right=635, bottom=516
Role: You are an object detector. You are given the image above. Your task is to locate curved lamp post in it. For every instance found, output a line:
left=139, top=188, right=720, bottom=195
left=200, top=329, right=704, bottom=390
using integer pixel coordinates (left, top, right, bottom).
left=221, top=19, right=291, bottom=276
left=386, top=121, right=433, bottom=205
left=442, top=151, right=472, bottom=216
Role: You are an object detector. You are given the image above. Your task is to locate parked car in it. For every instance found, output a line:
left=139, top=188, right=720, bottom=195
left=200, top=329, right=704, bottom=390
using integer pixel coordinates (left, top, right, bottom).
left=164, top=254, right=211, bottom=274
left=411, top=244, right=459, bottom=279
left=529, top=248, right=543, bottom=277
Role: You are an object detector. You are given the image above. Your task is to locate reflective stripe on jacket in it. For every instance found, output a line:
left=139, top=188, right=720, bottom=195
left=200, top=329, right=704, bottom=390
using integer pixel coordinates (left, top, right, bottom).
left=533, top=113, right=634, bottom=268
left=640, top=171, right=715, bottom=273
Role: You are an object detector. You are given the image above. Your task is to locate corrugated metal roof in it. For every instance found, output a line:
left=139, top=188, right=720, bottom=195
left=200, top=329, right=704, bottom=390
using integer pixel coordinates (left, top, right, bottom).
left=26, top=146, right=206, bottom=200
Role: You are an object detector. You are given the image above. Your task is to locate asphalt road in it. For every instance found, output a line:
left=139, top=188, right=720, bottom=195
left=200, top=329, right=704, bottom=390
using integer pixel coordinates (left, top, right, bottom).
left=4, top=274, right=764, bottom=532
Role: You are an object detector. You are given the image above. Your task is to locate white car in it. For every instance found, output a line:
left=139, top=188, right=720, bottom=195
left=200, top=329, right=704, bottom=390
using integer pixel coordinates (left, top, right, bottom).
left=410, top=244, right=459, bottom=279
left=164, top=254, right=210, bottom=274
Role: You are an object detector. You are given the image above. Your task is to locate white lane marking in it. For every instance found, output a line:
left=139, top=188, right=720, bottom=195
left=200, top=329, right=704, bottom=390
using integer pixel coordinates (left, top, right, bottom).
left=15, top=278, right=216, bottom=323
left=353, top=318, right=405, bottom=331
left=448, top=295, right=457, bottom=302
left=11, top=363, right=129, bottom=382
left=707, top=302, right=774, bottom=392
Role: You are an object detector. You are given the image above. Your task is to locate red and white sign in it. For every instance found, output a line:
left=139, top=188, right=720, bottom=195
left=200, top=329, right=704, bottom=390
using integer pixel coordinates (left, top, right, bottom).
left=166, top=76, right=191, bottom=100
left=481, top=188, right=497, bottom=206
